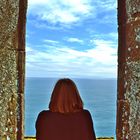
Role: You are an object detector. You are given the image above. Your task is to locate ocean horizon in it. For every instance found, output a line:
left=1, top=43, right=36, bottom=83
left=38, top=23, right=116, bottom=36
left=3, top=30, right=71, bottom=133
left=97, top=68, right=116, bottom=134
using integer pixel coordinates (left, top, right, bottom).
left=25, top=77, right=117, bottom=138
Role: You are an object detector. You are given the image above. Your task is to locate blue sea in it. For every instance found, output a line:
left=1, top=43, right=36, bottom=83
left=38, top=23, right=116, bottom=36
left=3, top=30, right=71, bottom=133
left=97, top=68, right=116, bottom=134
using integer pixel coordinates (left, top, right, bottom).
left=25, top=77, right=117, bottom=138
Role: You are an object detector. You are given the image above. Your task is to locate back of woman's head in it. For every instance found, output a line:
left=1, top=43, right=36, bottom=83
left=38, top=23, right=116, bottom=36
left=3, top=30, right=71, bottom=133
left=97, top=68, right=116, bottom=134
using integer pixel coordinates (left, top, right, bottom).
left=49, top=78, right=83, bottom=113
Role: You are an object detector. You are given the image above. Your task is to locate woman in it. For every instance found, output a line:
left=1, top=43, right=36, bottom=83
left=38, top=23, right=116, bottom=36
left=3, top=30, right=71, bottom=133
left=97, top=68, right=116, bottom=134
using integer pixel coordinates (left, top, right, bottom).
left=36, top=78, right=96, bottom=140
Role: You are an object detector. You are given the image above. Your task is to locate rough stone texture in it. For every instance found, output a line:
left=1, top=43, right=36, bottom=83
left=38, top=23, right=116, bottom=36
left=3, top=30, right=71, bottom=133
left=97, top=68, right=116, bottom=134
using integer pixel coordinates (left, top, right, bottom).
left=0, top=1, right=19, bottom=139
left=0, top=0, right=19, bottom=48
left=126, top=0, right=140, bottom=22
left=117, top=0, right=140, bottom=140
left=0, top=0, right=27, bottom=140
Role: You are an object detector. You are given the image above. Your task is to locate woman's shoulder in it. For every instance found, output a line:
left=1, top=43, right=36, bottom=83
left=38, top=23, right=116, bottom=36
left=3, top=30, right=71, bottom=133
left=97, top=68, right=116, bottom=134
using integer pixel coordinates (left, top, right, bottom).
left=83, top=109, right=90, bottom=113
left=77, top=109, right=93, bottom=122
left=71, top=109, right=92, bottom=118
left=82, top=109, right=92, bottom=115
left=37, top=109, right=91, bottom=117
left=39, top=110, right=50, bottom=114
left=37, top=110, right=51, bottom=118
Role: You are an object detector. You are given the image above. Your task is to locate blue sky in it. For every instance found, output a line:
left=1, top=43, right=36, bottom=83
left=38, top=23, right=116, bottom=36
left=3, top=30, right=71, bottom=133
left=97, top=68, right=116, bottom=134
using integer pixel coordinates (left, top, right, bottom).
left=26, top=0, right=118, bottom=78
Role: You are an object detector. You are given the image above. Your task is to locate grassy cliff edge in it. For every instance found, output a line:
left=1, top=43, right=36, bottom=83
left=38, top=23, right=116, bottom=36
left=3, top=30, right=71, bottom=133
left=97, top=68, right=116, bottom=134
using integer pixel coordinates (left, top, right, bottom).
left=24, top=136, right=114, bottom=140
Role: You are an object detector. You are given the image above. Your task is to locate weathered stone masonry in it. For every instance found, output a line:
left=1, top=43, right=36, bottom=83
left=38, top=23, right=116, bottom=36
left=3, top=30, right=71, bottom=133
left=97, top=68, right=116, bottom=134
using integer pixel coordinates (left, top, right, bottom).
left=0, top=0, right=27, bottom=140
left=0, top=0, right=140, bottom=140
left=117, top=0, right=140, bottom=140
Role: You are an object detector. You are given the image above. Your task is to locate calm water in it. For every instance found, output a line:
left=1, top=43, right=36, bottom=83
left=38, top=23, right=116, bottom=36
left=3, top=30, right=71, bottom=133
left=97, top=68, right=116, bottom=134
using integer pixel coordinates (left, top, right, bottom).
left=25, top=77, right=117, bottom=138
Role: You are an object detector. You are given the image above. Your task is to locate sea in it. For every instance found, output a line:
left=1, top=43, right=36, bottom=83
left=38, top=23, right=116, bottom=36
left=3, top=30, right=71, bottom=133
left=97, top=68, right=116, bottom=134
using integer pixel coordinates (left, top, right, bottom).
left=25, top=77, right=117, bottom=138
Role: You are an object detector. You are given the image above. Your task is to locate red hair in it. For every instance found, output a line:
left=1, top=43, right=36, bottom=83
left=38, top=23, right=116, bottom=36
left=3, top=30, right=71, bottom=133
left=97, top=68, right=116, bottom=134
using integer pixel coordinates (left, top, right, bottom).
left=49, top=78, right=83, bottom=113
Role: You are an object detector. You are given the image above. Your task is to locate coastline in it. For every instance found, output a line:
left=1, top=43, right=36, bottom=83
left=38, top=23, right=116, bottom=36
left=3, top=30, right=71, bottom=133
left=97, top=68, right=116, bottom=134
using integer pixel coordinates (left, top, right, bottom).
left=24, top=136, right=114, bottom=140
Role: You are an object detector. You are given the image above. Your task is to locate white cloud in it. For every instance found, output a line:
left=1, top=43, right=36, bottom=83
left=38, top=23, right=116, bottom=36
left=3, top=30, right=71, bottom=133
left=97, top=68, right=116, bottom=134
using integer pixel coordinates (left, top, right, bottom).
left=98, top=13, right=117, bottom=24
left=93, top=0, right=117, bottom=12
left=27, top=19, right=65, bottom=30
left=43, top=39, right=59, bottom=45
left=26, top=46, right=33, bottom=52
left=28, top=0, right=49, bottom=5
left=87, top=39, right=117, bottom=65
left=65, top=37, right=84, bottom=44
left=90, top=0, right=117, bottom=24
left=28, top=0, right=94, bottom=25
left=87, top=31, right=118, bottom=43
left=27, top=0, right=118, bottom=29
left=26, top=38, right=117, bottom=78
left=109, top=32, right=118, bottom=40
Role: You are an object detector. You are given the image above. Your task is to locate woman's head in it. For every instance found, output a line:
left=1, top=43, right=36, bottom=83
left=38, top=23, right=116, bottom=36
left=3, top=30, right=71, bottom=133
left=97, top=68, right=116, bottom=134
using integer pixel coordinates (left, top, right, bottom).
left=49, top=78, right=83, bottom=113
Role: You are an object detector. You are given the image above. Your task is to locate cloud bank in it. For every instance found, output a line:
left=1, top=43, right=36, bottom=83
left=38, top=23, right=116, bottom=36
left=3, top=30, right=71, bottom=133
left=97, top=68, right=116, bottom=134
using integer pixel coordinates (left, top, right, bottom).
left=28, top=0, right=94, bottom=25
left=26, top=38, right=117, bottom=78
left=26, top=0, right=118, bottom=78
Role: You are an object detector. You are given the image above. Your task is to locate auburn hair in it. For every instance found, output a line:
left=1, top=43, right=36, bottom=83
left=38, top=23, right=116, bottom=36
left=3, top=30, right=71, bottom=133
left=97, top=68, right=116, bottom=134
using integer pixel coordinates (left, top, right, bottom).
left=49, top=78, right=83, bottom=113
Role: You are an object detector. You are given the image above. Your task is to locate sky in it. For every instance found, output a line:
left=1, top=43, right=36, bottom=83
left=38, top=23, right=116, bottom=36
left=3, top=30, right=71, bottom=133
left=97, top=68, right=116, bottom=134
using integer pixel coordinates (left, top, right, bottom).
left=26, top=0, right=118, bottom=78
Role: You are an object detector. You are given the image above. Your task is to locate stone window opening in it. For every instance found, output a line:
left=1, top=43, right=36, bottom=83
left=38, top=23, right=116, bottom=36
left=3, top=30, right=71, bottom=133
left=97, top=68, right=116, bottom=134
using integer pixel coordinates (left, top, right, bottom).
left=0, top=0, right=140, bottom=140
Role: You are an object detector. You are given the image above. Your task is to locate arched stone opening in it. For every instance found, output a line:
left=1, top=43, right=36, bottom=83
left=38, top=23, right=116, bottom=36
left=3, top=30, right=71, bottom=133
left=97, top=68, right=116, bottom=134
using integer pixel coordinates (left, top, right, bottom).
left=0, top=0, right=140, bottom=140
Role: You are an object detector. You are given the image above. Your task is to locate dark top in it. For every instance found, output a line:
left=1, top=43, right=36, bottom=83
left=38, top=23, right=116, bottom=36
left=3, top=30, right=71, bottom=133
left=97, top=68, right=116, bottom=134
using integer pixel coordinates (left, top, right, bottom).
left=36, top=109, right=96, bottom=140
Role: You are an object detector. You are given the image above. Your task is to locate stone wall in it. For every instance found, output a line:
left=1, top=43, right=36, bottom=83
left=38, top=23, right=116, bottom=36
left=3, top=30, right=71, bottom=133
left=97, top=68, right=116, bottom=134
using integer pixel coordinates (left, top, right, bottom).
left=117, top=0, right=140, bottom=140
left=0, top=0, right=27, bottom=140
left=0, top=0, right=140, bottom=140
